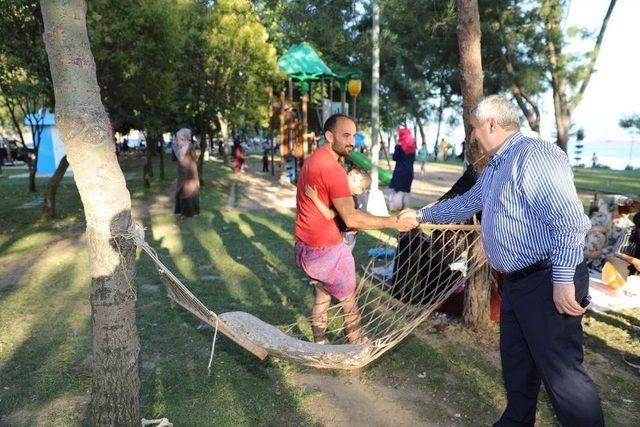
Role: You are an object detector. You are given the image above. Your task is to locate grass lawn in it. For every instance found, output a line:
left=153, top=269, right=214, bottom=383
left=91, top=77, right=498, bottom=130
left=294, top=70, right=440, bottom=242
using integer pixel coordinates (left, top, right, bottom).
left=0, top=156, right=638, bottom=426
left=573, top=167, right=640, bottom=197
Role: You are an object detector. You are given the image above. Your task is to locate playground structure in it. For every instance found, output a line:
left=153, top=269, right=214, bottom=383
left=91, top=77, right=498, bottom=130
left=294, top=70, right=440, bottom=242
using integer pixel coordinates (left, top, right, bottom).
left=270, top=43, right=363, bottom=183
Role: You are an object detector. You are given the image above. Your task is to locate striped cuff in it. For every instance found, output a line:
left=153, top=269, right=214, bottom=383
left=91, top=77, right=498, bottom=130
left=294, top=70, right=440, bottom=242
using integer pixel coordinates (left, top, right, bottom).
left=416, top=207, right=433, bottom=223
left=552, top=265, right=575, bottom=285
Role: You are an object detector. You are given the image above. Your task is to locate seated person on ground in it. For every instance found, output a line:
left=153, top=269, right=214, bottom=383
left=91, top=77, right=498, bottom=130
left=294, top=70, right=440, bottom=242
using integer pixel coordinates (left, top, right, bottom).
left=585, top=195, right=634, bottom=271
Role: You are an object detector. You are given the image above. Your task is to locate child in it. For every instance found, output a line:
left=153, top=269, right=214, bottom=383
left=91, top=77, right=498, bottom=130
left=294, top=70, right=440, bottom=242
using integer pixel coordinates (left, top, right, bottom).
left=304, top=168, right=372, bottom=250
left=417, top=142, right=428, bottom=177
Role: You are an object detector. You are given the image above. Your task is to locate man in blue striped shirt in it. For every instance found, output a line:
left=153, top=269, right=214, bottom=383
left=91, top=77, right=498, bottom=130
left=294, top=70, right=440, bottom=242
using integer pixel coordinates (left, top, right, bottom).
left=401, top=95, right=604, bottom=426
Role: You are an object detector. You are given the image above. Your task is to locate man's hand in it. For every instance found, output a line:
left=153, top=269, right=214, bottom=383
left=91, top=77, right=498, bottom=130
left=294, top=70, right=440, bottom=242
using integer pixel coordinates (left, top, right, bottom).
left=617, top=253, right=640, bottom=272
left=395, top=209, right=419, bottom=231
left=553, top=283, right=585, bottom=316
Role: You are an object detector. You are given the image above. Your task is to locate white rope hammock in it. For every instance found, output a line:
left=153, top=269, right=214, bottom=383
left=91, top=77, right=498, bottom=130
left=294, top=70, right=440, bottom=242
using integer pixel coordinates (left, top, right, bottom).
left=123, top=221, right=490, bottom=370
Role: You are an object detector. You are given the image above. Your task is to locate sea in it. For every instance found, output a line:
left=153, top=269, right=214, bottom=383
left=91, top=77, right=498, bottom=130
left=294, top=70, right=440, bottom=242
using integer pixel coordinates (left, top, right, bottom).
left=569, top=140, right=639, bottom=170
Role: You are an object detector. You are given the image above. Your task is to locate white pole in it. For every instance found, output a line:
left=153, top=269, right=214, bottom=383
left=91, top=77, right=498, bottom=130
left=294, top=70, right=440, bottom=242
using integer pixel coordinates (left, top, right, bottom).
left=370, top=0, right=380, bottom=192
left=366, top=0, right=389, bottom=216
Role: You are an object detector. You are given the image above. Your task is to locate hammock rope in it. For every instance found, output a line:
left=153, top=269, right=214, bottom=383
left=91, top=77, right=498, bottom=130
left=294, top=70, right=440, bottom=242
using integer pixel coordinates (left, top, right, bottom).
left=120, top=221, right=490, bottom=370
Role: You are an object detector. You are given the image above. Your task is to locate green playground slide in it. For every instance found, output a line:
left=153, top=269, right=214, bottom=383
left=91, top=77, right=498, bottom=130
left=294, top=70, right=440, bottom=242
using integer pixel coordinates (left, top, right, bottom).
left=348, top=151, right=392, bottom=185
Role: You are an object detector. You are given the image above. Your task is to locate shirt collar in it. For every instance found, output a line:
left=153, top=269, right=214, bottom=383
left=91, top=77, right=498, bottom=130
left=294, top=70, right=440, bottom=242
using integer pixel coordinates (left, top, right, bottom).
left=488, top=131, right=523, bottom=168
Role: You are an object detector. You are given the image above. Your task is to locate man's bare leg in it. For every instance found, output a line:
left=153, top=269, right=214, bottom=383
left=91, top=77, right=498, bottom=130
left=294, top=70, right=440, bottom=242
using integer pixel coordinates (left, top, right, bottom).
left=340, top=292, right=366, bottom=344
left=311, top=283, right=331, bottom=344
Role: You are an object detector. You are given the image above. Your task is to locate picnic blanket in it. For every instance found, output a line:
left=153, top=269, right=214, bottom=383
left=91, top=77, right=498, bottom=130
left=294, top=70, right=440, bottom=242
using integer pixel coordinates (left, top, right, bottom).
left=589, top=271, right=640, bottom=312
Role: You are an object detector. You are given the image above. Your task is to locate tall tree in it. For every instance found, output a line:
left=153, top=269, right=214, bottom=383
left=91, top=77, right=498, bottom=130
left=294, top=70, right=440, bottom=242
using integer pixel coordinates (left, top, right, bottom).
left=41, top=1, right=140, bottom=425
left=541, top=0, right=617, bottom=152
left=0, top=0, right=53, bottom=192
left=456, top=0, right=491, bottom=330
left=481, top=0, right=546, bottom=134
left=88, top=0, right=180, bottom=186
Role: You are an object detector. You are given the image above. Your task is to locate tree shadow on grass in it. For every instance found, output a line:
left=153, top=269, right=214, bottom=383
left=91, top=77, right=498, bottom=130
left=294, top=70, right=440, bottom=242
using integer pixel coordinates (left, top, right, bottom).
left=0, top=263, right=92, bottom=425
left=205, top=209, right=304, bottom=325
left=588, top=310, right=640, bottom=337
left=236, top=212, right=312, bottom=319
left=134, top=204, right=314, bottom=425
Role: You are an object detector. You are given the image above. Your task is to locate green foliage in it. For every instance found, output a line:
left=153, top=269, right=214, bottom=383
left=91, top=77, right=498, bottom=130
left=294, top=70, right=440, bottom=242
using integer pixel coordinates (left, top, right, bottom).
left=207, top=0, right=280, bottom=129
left=619, top=114, right=640, bottom=136
left=87, top=0, right=278, bottom=137
left=88, top=0, right=180, bottom=135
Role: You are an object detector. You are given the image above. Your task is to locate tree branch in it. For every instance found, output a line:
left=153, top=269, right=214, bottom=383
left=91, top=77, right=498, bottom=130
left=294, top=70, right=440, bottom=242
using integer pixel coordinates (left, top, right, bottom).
left=569, top=0, right=617, bottom=112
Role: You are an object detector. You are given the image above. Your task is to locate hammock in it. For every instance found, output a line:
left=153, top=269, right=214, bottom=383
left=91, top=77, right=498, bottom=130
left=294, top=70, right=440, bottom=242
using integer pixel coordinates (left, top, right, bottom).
left=130, top=222, right=490, bottom=370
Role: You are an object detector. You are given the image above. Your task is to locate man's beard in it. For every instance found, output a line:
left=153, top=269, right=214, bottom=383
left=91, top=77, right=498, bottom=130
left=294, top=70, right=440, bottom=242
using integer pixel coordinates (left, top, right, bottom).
left=335, top=144, right=353, bottom=157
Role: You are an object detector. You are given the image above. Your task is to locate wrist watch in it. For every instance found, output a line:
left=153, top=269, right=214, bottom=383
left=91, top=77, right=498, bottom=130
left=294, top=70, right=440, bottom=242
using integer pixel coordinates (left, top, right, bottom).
left=415, top=210, right=422, bottom=224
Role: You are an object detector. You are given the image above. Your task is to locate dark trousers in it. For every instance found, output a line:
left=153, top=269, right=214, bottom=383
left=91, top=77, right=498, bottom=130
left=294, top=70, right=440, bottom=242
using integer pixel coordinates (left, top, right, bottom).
left=497, top=261, right=604, bottom=427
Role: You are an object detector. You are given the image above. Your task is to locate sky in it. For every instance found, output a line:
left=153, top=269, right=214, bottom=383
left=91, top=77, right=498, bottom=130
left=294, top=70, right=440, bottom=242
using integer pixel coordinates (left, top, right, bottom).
left=437, top=0, right=639, bottom=151
left=561, top=0, right=640, bottom=143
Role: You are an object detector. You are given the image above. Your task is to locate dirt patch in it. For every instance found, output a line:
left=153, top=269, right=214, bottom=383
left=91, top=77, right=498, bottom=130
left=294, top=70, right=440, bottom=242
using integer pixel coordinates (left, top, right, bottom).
left=224, top=161, right=297, bottom=213
left=289, top=371, right=443, bottom=426
left=0, top=394, right=88, bottom=426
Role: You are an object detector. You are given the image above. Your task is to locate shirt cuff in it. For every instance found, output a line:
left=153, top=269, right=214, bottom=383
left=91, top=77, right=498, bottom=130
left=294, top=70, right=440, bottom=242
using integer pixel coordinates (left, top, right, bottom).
left=416, top=207, right=433, bottom=223
left=552, top=265, right=575, bottom=285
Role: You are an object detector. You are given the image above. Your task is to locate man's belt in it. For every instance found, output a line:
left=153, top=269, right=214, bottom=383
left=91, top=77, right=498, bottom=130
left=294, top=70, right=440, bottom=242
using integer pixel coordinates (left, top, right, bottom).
left=493, top=258, right=552, bottom=283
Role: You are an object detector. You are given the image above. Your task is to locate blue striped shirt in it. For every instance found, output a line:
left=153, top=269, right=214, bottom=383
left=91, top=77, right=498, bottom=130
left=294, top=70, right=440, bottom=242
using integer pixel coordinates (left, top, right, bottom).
left=417, top=131, right=590, bottom=284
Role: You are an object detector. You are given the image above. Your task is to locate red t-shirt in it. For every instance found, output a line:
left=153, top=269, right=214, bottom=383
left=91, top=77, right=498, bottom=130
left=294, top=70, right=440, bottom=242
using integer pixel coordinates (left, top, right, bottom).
left=295, top=145, right=351, bottom=246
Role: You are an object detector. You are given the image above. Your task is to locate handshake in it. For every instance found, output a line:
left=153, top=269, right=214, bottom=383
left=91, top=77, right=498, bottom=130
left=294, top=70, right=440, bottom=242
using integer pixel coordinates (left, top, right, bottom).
left=394, top=209, right=420, bottom=232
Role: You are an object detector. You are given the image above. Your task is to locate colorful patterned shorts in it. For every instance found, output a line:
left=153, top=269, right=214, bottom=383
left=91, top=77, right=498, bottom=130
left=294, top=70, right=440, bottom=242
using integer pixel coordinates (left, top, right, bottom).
left=295, top=241, right=356, bottom=300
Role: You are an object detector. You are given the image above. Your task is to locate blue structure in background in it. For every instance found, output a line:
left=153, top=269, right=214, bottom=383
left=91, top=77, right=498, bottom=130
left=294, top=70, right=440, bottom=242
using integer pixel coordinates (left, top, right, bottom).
left=354, top=132, right=365, bottom=149
left=24, top=110, right=66, bottom=174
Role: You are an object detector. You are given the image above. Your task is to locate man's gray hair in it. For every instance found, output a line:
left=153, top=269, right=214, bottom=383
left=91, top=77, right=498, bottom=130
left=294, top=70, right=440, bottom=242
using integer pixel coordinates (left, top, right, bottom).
left=471, top=95, right=521, bottom=131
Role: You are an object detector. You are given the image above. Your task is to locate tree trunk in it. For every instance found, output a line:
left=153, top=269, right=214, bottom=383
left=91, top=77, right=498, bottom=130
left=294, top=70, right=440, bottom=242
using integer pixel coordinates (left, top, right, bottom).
left=456, top=0, right=484, bottom=164
left=198, top=125, right=206, bottom=183
left=41, top=2, right=140, bottom=426
left=544, top=0, right=617, bottom=152
left=158, top=136, right=165, bottom=180
left=463, top=243, right=492, bottom=329
left=4, top=140, right=13, bottom=164
left=42, top=155, right=69, bottom=219
left=414, top=115, right=426, bottom=150
left=144, top=139, right=155, bottom=188
left=28, top=166, right=37, bottom=192
left=456, top=0, right=491, bottom=330
left=217, top=112, right=229, bottom=165
left=434, top=88, right=445, bottom=157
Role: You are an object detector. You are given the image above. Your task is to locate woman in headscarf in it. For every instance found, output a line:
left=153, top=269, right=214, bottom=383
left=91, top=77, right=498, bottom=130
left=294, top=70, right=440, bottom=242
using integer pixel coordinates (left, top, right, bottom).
left=388, top=127, right=416, bottom=210
left=173, top=128, right=200, bottom=217
left=232, top=140, right=245, bottom=173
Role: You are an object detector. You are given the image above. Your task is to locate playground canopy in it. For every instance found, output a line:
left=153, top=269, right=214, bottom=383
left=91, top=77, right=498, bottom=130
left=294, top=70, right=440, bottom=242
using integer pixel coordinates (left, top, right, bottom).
left=277, top=42, right=360, bottom=83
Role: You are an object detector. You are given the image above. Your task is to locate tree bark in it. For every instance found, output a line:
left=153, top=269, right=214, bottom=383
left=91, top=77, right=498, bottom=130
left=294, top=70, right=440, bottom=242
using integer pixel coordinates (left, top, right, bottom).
left=217, top=112, right=229, bottom=165
left=197, top=124, right=206, bottom=183
left=456, top=0, right=484, bottom=164
left=463, top=241, right=492, bottom=329
left=456, top=0, right=491, bottom=330
left=144, top=139, right=155, bottom=188
left=414, top=114, right=426, bottom=150
left=42, top=155, right=69, bottom=219
left=40, top=1, right=140, bottom=426
left=5, top=100, right=37, bottom=191
left=434, top=87, right=445, bottom=157
left=158, top=136, right=165, bottom=180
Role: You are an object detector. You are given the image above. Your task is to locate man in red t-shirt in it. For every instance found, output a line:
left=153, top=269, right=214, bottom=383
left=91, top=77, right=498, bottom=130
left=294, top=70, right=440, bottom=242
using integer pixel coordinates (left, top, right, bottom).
left=295, top=114, right=415, bottom=344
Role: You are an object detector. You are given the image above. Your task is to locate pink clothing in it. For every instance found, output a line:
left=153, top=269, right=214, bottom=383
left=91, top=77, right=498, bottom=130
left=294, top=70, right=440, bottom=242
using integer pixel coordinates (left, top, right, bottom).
left=398, top=128, right=416, bottom=155
left=295, top=241, right=356, bottom=300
